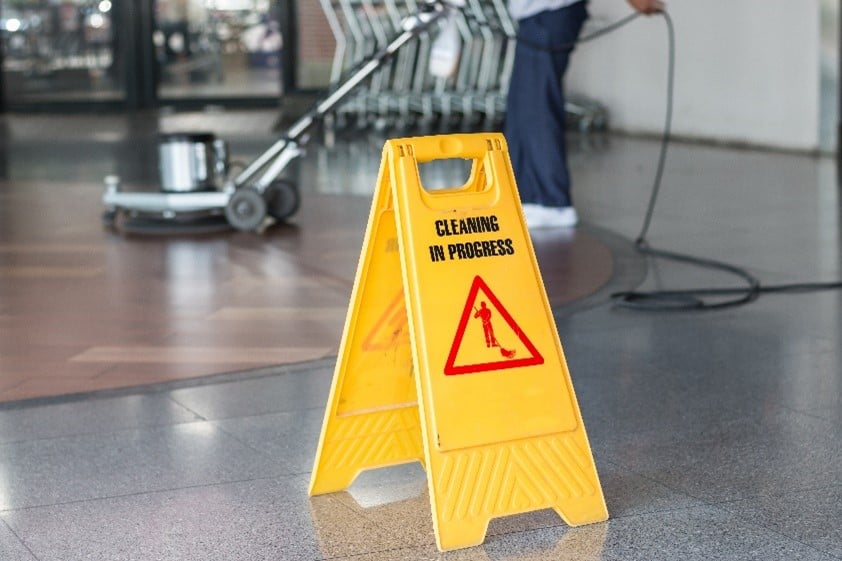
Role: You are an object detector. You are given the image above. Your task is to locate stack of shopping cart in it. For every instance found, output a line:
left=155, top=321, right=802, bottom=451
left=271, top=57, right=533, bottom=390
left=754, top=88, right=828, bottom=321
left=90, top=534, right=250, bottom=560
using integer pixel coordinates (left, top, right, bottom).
left=318, top=0, right=516, bottom=130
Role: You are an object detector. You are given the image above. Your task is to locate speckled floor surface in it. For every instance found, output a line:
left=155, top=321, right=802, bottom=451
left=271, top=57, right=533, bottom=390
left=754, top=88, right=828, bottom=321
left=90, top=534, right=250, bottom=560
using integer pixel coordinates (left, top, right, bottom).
left=1, top=111, right=841, bottom=560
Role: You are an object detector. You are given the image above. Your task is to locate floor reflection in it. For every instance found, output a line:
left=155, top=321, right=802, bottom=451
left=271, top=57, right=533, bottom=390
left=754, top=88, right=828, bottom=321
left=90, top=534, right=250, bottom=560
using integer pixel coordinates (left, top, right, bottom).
left=307, top=462, right=610, bottom=559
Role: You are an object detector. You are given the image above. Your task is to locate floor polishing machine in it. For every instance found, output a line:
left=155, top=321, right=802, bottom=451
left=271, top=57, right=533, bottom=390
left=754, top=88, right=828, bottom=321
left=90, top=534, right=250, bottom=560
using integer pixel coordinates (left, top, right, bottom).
left=102, top=0, right=460, bottom=233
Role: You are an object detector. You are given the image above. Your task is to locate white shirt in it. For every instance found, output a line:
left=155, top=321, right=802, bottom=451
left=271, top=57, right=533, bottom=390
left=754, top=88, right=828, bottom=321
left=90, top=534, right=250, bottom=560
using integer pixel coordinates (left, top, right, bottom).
left=507, top=0, right=583, bottom=21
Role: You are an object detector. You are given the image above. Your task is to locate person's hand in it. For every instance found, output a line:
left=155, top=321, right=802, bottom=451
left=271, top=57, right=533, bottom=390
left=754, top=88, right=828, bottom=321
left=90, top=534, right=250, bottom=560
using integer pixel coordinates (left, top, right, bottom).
left=627, top=0, right=664, bottom=14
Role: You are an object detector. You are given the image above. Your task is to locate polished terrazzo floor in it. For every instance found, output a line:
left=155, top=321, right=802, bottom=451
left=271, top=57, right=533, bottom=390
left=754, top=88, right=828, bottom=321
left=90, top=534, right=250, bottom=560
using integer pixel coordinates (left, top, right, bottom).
left=0, top=111, right=622, bottom=403
left=1, top=109, right=841, bottom=560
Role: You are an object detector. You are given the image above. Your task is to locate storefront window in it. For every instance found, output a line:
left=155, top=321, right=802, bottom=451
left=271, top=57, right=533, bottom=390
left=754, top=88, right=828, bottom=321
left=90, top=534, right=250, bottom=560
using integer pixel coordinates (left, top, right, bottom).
left=154, top=0, right=282, bottom=99
left=1, top=0, right=124, bottom=103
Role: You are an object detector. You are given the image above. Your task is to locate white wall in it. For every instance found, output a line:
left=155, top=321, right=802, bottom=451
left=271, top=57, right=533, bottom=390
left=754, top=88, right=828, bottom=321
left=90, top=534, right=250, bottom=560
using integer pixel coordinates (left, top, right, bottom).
left=566, top=0, right=822, bottom=151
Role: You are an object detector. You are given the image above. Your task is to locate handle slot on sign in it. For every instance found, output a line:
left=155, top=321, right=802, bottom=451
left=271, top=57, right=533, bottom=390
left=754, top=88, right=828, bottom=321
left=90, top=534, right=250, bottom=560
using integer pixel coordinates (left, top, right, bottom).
left=395, top=136, right=506, bottom=211
left=417, top=158, right=474, bottom=192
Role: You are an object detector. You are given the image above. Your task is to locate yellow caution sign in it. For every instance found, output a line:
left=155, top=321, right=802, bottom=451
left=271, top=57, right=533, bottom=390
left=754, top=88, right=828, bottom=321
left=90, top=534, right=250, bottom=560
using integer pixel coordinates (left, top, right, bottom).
left=309, top=133, right=607, bottom=551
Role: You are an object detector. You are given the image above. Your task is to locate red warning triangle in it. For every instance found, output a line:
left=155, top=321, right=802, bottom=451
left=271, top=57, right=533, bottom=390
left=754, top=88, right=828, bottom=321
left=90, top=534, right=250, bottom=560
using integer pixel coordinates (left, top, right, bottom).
left=362, top=291, right=409, bottom=351
left=444, top=276, right=544, bottom=375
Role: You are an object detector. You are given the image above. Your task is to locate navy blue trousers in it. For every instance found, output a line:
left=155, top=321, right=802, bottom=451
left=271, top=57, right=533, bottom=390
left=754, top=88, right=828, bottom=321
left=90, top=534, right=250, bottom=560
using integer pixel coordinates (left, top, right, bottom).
left=504, top=1, right=589, bottom=208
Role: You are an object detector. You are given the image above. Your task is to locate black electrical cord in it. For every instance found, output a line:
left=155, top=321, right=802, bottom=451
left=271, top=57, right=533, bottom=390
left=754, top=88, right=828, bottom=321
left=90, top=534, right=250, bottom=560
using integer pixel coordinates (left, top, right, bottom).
left=459, top=6, right=641, bottom=52
left=608, top=11, right=842, bottom=310
left=519, top=11, right=642, bottom=51
left=612, top=11, right=764, bottom=310
left=468, top=7, right=842, bottom=310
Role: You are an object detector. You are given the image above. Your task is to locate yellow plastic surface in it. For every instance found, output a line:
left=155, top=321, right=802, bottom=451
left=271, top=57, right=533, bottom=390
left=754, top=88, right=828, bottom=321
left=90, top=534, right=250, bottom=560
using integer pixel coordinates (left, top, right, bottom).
left=309, top=133, right=607, bottom=551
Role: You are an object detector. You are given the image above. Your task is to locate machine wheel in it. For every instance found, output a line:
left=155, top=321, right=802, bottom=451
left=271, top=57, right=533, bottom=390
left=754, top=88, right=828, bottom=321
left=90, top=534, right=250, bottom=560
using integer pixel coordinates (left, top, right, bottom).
left=102, top=209, right=118, bottom=229
left=225, top=188, right=267, bottom=231
left=265, top=180, right=301, bottom=221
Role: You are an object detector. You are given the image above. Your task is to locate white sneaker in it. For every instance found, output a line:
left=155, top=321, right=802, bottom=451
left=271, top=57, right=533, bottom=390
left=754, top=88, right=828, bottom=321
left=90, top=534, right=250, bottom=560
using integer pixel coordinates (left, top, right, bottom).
left=541, top=206, right=578, bottom=228
left=522, top=204, right=578, bottom=229
left=522, top=204, right=546, bottom=228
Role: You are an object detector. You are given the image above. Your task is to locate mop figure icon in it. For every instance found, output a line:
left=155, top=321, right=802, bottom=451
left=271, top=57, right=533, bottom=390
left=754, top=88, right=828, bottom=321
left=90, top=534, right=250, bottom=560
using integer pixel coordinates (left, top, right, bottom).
left=473, top=301, right=516, bottom=359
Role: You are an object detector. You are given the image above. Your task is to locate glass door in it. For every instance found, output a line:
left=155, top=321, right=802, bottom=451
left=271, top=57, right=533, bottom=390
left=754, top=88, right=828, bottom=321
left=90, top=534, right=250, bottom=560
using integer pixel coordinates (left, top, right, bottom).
left=0, top=0, right=286, bottom=109
left=153, top=0, right=282, bottom=101
left=1, top=0, right=126, bottom=105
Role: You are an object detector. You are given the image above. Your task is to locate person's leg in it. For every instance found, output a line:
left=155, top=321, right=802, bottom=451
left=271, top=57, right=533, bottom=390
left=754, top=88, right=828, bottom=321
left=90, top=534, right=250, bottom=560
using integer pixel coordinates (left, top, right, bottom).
left=504, top=1, right=588, bottom=210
